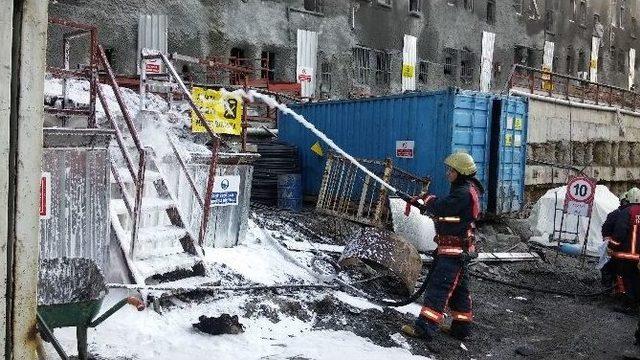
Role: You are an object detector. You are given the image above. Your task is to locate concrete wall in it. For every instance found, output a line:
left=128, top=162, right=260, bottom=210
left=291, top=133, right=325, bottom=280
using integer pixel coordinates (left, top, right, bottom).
left=48, top=0, right=640, bottom=99
left=525, top=96, right=640, bottom=200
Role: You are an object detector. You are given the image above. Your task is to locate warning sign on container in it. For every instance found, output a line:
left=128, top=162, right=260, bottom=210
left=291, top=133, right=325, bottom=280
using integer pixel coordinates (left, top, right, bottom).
left=40, top=172, right=51, bottom=219
left=211, top=175, right=241, bottom=207
left=396, top=141, right=415, bottom=159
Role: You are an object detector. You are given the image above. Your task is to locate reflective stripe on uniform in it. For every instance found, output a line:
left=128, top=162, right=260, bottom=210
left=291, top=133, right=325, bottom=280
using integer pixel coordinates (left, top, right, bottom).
left=609, top=238, right=621, bottom=246
left=436, top=217, right=461, bottom=223
left=612, top=252, right=640, bottom=261
left=437, top=246, right=464, bottom=256
left=420, top=307, right=444, bottom=324
left=451, top=311, right=473, bottom=322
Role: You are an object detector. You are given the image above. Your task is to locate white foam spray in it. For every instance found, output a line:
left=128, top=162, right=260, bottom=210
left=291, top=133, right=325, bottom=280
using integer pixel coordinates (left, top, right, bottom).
left=226, top=89, right=399, bottom=194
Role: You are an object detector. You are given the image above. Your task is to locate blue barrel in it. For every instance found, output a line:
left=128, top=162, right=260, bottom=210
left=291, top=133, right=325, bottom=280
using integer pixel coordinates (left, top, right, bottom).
left=278, top=174, right=302, bottom=212
left=558, top=243, right=583, bottom=257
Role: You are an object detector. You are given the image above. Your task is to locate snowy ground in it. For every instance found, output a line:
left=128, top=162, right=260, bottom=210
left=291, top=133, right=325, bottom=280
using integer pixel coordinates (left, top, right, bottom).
left=41, top=216, right=431, bottom=360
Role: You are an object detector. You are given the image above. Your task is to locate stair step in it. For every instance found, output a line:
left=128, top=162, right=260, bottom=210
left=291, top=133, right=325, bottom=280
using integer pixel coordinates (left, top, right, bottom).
left=111, top=168, right=162, bottom=184
left=111, top=198, right=175, bottom=215
left=133, top=252, right=203, bottom=283
left=130, top=225, right=188, bottom=259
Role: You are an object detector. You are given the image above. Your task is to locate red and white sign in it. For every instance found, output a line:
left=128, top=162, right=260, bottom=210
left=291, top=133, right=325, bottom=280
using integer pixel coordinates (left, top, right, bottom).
left=396, top=141, right=415, bottom=159
left=40, top=172, right=51, bottom=220
left=145, top=59, right=162, bottom=74
left=564, top=176, right=596, bottom=217
left=297, top=66, right=313, bottom=83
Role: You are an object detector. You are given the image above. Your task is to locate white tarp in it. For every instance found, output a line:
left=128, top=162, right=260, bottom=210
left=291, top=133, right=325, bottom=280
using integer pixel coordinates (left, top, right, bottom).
left=590, top=36, right=601, bottom=82
left=480, top=31, right=495, bottom=92
left=629, top=48, right=636, bottom=90
left=543, top=41, right=554, bottom=70
left=402, top=35, right=417, bottom=92
left=528, top=185, right=620, bottom=256
left=389, top=198, right=436, bottom=252
left=296, top=29, right=318, bottom=98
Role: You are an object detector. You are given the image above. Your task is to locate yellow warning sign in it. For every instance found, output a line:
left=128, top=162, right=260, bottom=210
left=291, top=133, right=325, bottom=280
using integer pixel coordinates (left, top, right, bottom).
left=541, top=65, right=554, bottom=92
left=191, top=87, right=243, bottom=135
left=402, top=64, right=415, bottom=78
left=311, top=141, right=324, bottom=157
left=505, top=133, right=513, bottom=147
left=514, top=118, right=523, bottom=130
left=590, top=59, right=597, bottom=69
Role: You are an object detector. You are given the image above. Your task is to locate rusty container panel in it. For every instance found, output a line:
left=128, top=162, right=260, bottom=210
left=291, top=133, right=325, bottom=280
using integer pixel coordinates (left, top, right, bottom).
left=40, top=128, right=112, bottom=273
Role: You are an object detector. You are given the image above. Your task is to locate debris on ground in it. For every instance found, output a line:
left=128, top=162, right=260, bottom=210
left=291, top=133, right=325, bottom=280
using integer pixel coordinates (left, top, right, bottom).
left=193, top=314, right=245, bottom=335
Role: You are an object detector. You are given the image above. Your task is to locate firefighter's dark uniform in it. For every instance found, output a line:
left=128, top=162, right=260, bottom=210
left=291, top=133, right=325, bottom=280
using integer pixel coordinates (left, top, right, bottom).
left=413, top=176, right=484, bottom=339
left=609, top=203, right=640, bottom=302
left=602, top=204, right=628, bottom=293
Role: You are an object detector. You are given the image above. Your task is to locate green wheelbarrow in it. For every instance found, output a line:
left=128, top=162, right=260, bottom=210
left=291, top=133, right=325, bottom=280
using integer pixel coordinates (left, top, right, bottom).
left=36, top=258, right=144, bottom=360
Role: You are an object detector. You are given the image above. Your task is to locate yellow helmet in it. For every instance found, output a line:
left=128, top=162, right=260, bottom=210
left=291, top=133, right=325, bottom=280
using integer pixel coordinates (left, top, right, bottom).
left=626, top=187, right=640, bottom=204
left=444, top=152, right=477, bottom=176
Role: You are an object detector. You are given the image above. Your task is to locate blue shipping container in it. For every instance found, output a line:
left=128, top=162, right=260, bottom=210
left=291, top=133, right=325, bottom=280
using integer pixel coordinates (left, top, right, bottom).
left=278, top=89, right=528, bottom=214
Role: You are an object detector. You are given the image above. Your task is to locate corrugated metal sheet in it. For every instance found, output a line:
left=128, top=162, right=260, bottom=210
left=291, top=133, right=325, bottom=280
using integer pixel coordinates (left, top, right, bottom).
left=278, top=90, right=529, bottom=213
left=137, top=14, right=168, bottom=73
left=480, top=32, right=495, bottom=92
left=165, top=155, right=254, bottom=248
left=40, top=129, right=111, bottom=273
left=402, top=34, right=417, bottom=92
left=495, top=97, right=528, bottom=213
left=296, top=29, right=318, bottom=98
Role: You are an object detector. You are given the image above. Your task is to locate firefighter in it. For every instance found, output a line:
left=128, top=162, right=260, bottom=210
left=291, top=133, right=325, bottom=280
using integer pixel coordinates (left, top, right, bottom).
left=601, top=191, right=630, bottom=294
left=401, top=152, right=483, bottom=342
left=608, top=187, right=640, bottom=304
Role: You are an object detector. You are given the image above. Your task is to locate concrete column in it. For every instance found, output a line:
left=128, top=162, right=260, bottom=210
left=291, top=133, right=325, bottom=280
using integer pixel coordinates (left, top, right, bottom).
left=2, top=0, right=48, bottom=358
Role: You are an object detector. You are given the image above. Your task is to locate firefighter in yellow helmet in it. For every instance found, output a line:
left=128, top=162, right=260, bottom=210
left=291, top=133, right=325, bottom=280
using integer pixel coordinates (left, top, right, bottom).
left=402, top=152, right=484, bottom=343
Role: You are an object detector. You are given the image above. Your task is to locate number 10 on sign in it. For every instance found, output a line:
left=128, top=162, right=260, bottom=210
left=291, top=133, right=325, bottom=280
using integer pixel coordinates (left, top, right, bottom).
left=564, top=176, right=596, bottom=217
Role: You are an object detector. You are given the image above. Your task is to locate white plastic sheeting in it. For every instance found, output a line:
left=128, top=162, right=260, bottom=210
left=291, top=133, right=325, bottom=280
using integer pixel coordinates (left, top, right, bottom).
left=543, top=41, right=554, bottom=70
left=479, top=31, right=495, bottom=92
left=296, top=29, right=318, bottom=98
left=629, top=48, right=636, bottom=90
left=389, top=198, right=436, bottom=252
left=137, top=14, right=168, bottom=74
left=402, top=34, right=417, bottom=92
left=528, top=185, right=620, bottom=256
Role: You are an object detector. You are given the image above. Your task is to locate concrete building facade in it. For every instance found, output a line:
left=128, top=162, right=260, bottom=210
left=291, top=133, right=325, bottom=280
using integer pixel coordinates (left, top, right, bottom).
left=48, top=0, right=640, bottom=99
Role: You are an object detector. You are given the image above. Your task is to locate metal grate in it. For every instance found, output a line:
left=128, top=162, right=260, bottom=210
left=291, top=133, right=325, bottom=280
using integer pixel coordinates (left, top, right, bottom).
left=418, top=60, right=428, bottom=84
left=460, top=50, right=475, bottom=84
left=374, top=50, right=391, bottom=86
left=353, top=46, right=371, bottom=84
left=316, top=153, right=430, bottom=227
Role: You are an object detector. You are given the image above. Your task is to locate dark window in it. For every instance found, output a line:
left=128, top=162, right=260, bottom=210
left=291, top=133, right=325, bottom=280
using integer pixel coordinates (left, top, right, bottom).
left=610, top=46, right=618, bottom=72
left=304, top=0, right=325, bottom=13
left=577, top=49, right=586, bottom=72
left=552, top=56, right=559, bottom=72
left=545, top=10, right=555, bottom=32
left=104, top=48, right=115, bottom=65
left=460, top=50, right=474, bottom=84
left=514, top=46, right=535, bottom=67
left=464, top=0, right=474, bottom=11
left=487, top=0, right=496, bottom=24
left=410, top=0, right=421, bottom=13
left=619, top=0, right=626, bottom=29
left=230, top=47, right=247, bottom=84
left=353, top=47, right=371, bottom=84
left=260, top=51, right=275, bottom=81
left=579, top=0, right=587, bottom=25
left=374, top=50, right=391, bottom=85
left=632, top=17, right=638, bottom=38
left=320, top=62, right=332, bottom=94
left=618, top=50, right=626, bottom=73
left=565, top=50, right=574, bottom=75
left=443, top=48, right=457, bottom=77
left=418, top=60, right=428, bottom=84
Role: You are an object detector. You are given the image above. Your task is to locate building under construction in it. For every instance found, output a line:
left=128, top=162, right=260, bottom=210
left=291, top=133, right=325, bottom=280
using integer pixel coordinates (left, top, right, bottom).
left=49, top=0, right=640, bottom=99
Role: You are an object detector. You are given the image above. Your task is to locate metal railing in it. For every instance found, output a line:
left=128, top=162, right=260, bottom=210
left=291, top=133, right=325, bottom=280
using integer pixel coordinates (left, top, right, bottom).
left=507, top=64, right=640, bottom=111
left=96, top=45, right=147, bottom=257
left=316, top=153, right=430, bottom=227
left=45, top=18, right=98, bottom=127
left=141, top=49, right=222, bottom=246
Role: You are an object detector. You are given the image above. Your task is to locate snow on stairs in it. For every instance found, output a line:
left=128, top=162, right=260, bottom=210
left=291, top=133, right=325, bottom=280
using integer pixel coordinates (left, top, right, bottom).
left=110, top=158, right=205, bottom=286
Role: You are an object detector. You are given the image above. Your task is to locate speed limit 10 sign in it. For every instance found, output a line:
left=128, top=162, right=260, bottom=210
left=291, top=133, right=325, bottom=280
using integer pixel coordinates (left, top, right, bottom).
left=564, top=176, right=597, bottom=217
